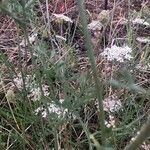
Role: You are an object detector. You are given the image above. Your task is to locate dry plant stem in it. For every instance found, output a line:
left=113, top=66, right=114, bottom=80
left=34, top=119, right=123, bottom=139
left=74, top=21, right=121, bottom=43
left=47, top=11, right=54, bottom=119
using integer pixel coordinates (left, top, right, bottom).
left=124, top=116, right=150, bottom=150
left=46, top=0, right=50, bottom=34
left=76, top=0, right=106, bottom=145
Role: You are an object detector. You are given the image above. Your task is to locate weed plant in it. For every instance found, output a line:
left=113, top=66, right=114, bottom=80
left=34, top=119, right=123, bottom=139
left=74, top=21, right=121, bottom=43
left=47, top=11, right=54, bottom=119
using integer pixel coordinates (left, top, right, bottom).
left=0, top=0, right=150, bottom=149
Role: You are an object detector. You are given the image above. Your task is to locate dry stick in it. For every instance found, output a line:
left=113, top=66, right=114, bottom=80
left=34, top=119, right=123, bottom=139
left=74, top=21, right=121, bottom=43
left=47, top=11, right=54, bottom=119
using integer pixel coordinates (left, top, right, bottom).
left=124, top=116, right=150, bottom=150
left=103, top=0, right=108, bottom=47
left=76, top=0, right=106, bottom=145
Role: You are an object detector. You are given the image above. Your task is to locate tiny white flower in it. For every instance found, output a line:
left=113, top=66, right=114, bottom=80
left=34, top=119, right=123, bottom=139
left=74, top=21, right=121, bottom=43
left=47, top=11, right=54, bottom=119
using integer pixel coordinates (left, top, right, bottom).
left=105, top=115, right=116, bottom=128
left=131, top=137, right=136, bottom=142
left=136, top=63, right=150, bottom=71
left=35, top=107, right=43, bottom=114
left=20, top=33, right=37, bottom=47
left=13, top=76, right=23, bottom=89
left=28, top=84, right=50, bottom=101
left=136, top=37, right=150, bottom=43
left=109, top=115, right=116, bottom=128
left=105, top=121, right=111, bottom=128
left=132, top=18, right=150, bottom=26
left=13, top=73, right=31, bottom=89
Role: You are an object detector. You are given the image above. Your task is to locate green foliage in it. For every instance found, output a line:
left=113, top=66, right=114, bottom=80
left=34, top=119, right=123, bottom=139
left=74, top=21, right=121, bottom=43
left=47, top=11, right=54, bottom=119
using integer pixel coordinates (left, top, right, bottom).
left=0, top=0, right=149, bottom=149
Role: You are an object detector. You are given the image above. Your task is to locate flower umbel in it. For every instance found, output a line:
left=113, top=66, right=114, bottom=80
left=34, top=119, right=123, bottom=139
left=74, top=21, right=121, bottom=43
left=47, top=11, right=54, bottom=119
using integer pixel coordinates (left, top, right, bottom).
left=101, top=45, right=133, bottom=62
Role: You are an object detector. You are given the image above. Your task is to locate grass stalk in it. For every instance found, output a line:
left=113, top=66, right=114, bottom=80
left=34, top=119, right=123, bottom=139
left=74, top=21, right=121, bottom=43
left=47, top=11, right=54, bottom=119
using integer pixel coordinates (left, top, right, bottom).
left=76, top=0, right=106, bottom=145
left=124, top=116, right=150, bottom=150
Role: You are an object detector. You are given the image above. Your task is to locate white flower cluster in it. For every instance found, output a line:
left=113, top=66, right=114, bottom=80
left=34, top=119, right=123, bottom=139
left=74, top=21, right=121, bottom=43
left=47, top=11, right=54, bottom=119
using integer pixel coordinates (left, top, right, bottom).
left=35, top=99, right=68, bottom=118
left=95, top=94, right=122, bottom=113
left=95, top=94, right=122, bottom=128
left=136, top=37, right=150, bottom=43
left=13, top=73, right=50, bottom=101
left=20, top=33, right=37, bottom=48
left=13, top=73, right=31, bottom=89
left=101, top=45, right=133, bottom=62
left=105, top=115, right=116, bottom=128
left=132, top=18, right=150, bottom=26
left=28, top=84, right=49, bottom=101
left=103, top=94, right=122, bottom=113
left=136, top=63, right=150, bottom=71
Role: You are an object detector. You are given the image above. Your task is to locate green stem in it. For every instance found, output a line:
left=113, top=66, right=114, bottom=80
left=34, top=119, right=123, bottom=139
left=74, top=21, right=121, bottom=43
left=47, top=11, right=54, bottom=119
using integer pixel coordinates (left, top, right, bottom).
left=76, top=0, right=106, bottom=145
left=124, top=117, right=150, bottom=150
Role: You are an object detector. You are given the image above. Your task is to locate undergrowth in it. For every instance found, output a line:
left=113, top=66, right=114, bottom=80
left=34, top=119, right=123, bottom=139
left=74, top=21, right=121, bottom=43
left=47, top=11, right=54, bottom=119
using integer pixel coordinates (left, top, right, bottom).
left=0, top=0, right=150, bottom=149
